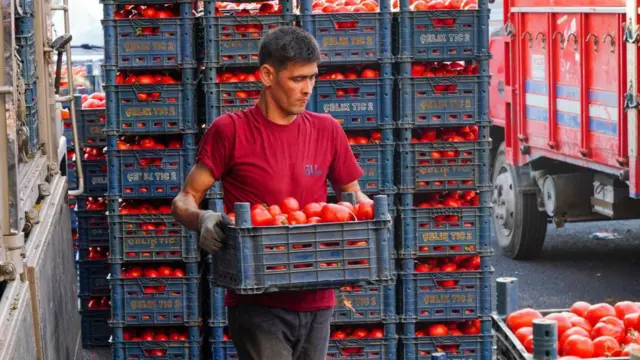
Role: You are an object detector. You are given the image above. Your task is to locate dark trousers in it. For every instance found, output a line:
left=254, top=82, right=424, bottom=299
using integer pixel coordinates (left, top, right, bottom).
left=228, top=304, right=332, bottom=360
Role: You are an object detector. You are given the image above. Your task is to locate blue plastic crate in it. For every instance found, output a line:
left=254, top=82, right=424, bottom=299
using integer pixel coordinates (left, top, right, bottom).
left=78, top=260, right=110, bottom=296
left=110, top=263, right=201, bottom=326
left=200, top=68, right=262, bottom=126
left=327, top=322, right=398, bottom=359
left=300, top=12, right=393, bottom=64
left=396, top=139, right=491, bottom=192
left=76, top=210, right=109, bottom=248
left=103, top=68, right=198, bottom=134
left=394, top=10, right=489, bottom=61
left=400, top=320, right=493, bottom=360
left=111, top=327, right=201, bottom=360
left=66, top=158, right=108, bottom=196
left=399, top=258, right=492, bottom=322
left=81, top=312, right=111, bottom=347
left=210, top=326, right=236, bottom=360
left=16, top=32, right=37, bottom=85
left=73, top=95, right=107, bottom=147
left=106, top=135, right=196, bottom=198
left=397, top=73, right=489, bottom=127
left=78, top=295, right=111, bottom=312
left=107, top=199, right=199, bottom=263
left=327, top=141, right=395, bottom=196
left=102, top=10, right=196, bottom=69
left=308, top=76, right=393, bottom=130
left=199, top=1, right=295, bottom=67
left=209, top=195, right=393, bottom=294
left=332, top=285, right=397, bottom=324
left=397, top=192, right=491, bottom=257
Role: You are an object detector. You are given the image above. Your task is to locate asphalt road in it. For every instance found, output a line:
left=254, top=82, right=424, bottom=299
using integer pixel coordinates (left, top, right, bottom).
left=491, top=219, right=640, bottom=310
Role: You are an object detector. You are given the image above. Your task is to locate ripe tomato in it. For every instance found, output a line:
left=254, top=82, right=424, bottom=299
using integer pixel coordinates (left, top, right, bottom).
left=337, top=201, right=354, bottom=212
left=429, top=324, right=449, bottom=337
left=356, top=200, right=374, bottom=220
left=321, top=203, right=352, bottom=223
left=586, top=303, right=617, bottom=326
left=137, top=75, right=154, bottom=85
left=307, top=217, right=322, bottom=224
left=167, top=140, right=182, bottom=149
left=331, top=330, right=347, bottom=339
left=144, top=268, right=159, bottom=278
left=302, top=202, right=323, bottom=218
left=157, top=266, right=173, bottom=277
left=515, top=327, right=533, bottom=344
left=592, top=336, right=621, bottom=357
left=523, top=336, right=534, bottom=353
left=127, top=266, right=143, bottom=278
left=544, top=313, right=572, bottom=338
left=251, top=208, right=273, bottom=226
left=624, top=313, right=640, bottom=332
left=560, top=327, right=590, bottom=348
left=563, top=335, right=594, bottom=358
left=173, top=268, right=185, bottom=277
left=288, top=211, right=307, bottom=225
left=267, top=205, right=282, bottom=217
left=506, top=308, right=544, bottom=333
left=615, top=301, right=640, bottom=320
left=369, top=328, right=384, bottom=338
left=592, top=317, right=625, bottom=343
left=281, top=197, right=300, bottom=213
left=272, top=214, right=288, bottom=226
left=139, top=137, right=156, bottom=149
left=361, top=69, right=378, bottom=78
left=351, top=328, right=369, bottom=338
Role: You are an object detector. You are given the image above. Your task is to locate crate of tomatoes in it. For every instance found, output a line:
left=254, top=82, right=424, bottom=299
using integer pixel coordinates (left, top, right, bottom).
left=396, top=125, right=491, bottom=192
left=75, top=199, right=109, bottom=249
left=401, top=319, right=493, bottom=360
left=328, top=322, right=398, bottom=359
left=198, top=0, right=295, bottom=67
left=210, top=194, right=394, bottom=294
left=67, top=147, right=108, bottom=196
left=78, top=260, right=111, bottom=297
left=104, top=69, right=198, bottom=134
left=110, top=263, right=201, bottom=326
left=308, top=65, right=394, bottom=129
left=102, top=1, right=196, bottom=69
left=399, top=256, right=491, bottom=322
left=393, top=0, right=487, bottom=61
left=107, top=198, right=199, bottom=263
left=106, top=135, right=196, bottom=198
left=73, top=93, right=107, bottom=147
left=333, top=284, right=397, bottom=324
left=397, top=61, right=487, bottom=127
left=397, top=191, right=492, bottom=258
left=111, top=326, right=201, bottom=360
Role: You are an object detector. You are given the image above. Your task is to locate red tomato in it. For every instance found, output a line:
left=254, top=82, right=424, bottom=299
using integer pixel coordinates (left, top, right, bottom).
left=322, top=203, right=353, bottom=222
left=592, top=316, right=625, bottom=343
left=569, top=316, right=593, bottom=332
left=267, top=205, right=282, bottom=217
left=173, top=268, right=185, bottom=277
left=428, top=324, right=449, bottom=337
left=307, top=217, right=322, bottom=224
left=361, top=69, right=378, bottom=78
left=272, top=214, right=288, bottom=226
left=351, top=328, right=369, bottom=338
left=137, top=75, right=154, bottom=85
left=523, top=336, right=534, bottom=353
left=288, top=211, right=307, bottom=225
left=302, top=202, right=323, bottom=218
left=592, top=336, right=621, bottom=357
left=563, top=335, right=594, bottom=358
left=139, top=137, right=156, bottom=149
left=158, top=266, right=173, bottom=277
left=251, top=204, right=268, bottom=212
left=280, top=197, right=300, bottom=213
left=506, top=308, right=544, bottom=333
left=544, top=313, right=572, bottom=338
left=586, top=303, right=617, bottom=326
left=144, top=268, right=159, bottom=278
left=415, top=264, right=430, bottom=272
left=615, top=301, right=640, bottom=320
left=624, top=313, right=640, bottom=332
left=515, top=327, right=533, bottom=344
left=356, top=200, right=374, bottom=220
left=331, top=330, right=347, bottom=339
left=337, top=202, right=354, bottom=212
left=560, top=327, right=590, bottom=349
left=127, top=266, right=143, bottom=278
left=251, top=208, right=273, bottom=226
left=369, top=328, right=384, bottom=338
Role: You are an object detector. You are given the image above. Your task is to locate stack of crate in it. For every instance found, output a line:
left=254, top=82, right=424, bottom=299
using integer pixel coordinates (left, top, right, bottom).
left=392, top=0, right=493, bottom=358
left=102, top=0, right=202, bottom=358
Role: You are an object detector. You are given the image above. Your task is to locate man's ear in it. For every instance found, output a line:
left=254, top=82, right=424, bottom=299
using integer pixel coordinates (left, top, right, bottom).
left=260, top=64, right=276, bottom=87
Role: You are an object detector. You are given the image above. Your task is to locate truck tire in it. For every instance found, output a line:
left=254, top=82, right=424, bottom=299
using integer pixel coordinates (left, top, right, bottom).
left=492, top=143, right=548, bottom=259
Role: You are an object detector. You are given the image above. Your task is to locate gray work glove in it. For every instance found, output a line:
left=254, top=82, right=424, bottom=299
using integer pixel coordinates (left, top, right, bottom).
left=198, top=211, right=232, bottom=253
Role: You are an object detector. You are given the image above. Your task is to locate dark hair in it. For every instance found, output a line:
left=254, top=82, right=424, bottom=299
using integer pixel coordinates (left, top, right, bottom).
left=258, top=26, right=321, bottom=70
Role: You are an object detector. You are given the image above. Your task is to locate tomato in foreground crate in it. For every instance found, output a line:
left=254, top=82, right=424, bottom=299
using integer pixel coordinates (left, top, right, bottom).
left=116, top=136, right=183, bottom=151
left=122, top=327, right=188, bottom=341
left=414, top=190, right=480, bottom=208
left=505, top=301, right=640, bottom=358
left=80, top=92, right=105, bottom=109
left=414, top=320, right=481, bottom=337
left=413, top=255, right=481, bottom=273
left=411, top=126, right=479, bottom=143
left=330, top=325, right=385, bottom=339
left=114, top=4, right=181, bottom=19
left=121, top=264, right=185, bottom=279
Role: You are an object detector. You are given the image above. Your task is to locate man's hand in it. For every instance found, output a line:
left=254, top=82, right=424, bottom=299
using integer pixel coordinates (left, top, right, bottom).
left=198, top=211, right=233, bottom=253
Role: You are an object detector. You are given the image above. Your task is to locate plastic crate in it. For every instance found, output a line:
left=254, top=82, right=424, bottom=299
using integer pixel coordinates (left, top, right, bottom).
left=210, top=326, right=237, bottom=360
left=78, top=260, right=110, bottom=296
left=399, top=258, right=492, bottom=322
left=394, top=10, right=489, bottom=61
left=200, top=69, right=262, bottom=125
left=327, top=322, right=398, bottom=359
left=111, top=327, right=201, bottom=360
left=101, top=5, right=196, bottom=69
left=199, top=1, right=295, bottom=66
left=103, top=68, right=198, bottom=134
left=400, top=320, right=493, bottom=360
left=328, top=141, right=395, bottom=196
left=73, top=95, right=107, bottom=147
left=332, top=285, right=397, bottom=324
left=67, top=159, right=108, bottom=196
left=300, top=12, right=393, bottom=64
left=75, top=209, right=109, bottom=248
left=209, top=195, right=393, bottom=294
left=110, top=263, right=201, bottom=326
left=81, top=312, right=111, bottom=347
left=107, top=199, right=199, bottom=263
left=106, top=135, right=197, bottom=198
left=396, top=73, right=489, bottom=127
left=16, top=31, right=37, bottom=85
left=308, top=76, right=394, bottom=130
left=396, top=192, right=492, bottom=257
left=396, top=139, right=491, bottom=192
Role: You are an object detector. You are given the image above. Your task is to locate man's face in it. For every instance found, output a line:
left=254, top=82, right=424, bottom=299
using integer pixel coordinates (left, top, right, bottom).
left=263, top=61, right=318, bottom=115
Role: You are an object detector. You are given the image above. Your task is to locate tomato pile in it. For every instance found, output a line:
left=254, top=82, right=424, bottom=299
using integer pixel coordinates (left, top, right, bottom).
left=506, top=301, right=640, bottom=358
left=114, top=4, right=180, bottom=19
left=119, top=201, right=172, bottom=215
left=80, top=92, right=106, bottom=109
left=243, top=197, right=375, bottom=227
left=311, top=0, right=380, bottom=13
left=416, top=320, right=481, bottom=337
left=217, top=69, right=260, bottom=83
left=121, top=265, right=186, bottom=278
left=123, top=327, right=189, bottom=342
left=414, top=255, right=481, bottom=274
left=214, top=1, right=283, bottom=15
left=86, top=247, right=109, bottom=260
left=411, top=126, right=479, bottom=143
left=116, top=136, right=183, bottom=150
left=330, top=326, right=385, bottom=339
left=396, top=0, right=478, bottom=11
left=86, top=296, right=111, bottom=310
left=346, top=130, right=383, bottom=145
left=115, top=71, right=180, bottom=85
left=82, top=147, right=107, bottom=161
left=84, top=197, right=107, bottom=211
left=411, top=62, right=478, bottom=77
left=318, top=67, right=380, bottom=80
left=415, top=191, right=480, bottom=208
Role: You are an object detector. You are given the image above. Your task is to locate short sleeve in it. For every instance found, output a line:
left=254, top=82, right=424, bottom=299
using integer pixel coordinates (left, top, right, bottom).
left=195, top=116, right=235, bottom=180
left=328, top=120, right=364, bottom=187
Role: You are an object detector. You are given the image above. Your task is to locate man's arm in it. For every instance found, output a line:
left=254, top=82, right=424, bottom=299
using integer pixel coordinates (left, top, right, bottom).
left=171, top=164, right=216, bottom=231
left=333, top=180, right=371, bottom=204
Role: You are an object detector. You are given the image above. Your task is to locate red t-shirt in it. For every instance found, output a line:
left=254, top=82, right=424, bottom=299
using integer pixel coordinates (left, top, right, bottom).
left=196, top=105, right=364, bottom=311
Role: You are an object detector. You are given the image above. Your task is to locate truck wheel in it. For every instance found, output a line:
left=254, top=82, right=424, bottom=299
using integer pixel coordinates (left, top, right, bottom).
left=492, top=143, right=548, bottom=259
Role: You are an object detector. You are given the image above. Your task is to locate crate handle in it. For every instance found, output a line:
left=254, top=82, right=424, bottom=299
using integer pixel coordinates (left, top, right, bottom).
left=326, top=79, right=367, bottom=89
left=139, top=341, right=170, bottom=349
left=132, top=83, right=165, bottom=94
left=228, top=14, right=270, bottom=25
left=334, top=339, right=366, bottom=349
left=130, top=18, right=162, bottom=30
left=136, top=277, right=168, bottom=287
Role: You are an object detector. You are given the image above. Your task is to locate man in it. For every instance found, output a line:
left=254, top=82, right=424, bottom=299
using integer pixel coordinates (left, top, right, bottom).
left=171, top=26, right=370, bottom=360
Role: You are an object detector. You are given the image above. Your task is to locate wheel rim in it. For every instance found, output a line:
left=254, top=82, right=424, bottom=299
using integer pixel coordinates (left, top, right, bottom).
left=492, top=164, right=517, bottom=248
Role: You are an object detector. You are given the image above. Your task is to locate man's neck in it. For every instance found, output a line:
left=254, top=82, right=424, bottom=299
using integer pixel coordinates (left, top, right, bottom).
left=258, top=93, right=297, bottom=125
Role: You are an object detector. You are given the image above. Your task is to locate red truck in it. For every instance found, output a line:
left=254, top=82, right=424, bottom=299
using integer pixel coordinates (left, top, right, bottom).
left=488, top=0, right=640, bottom=259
